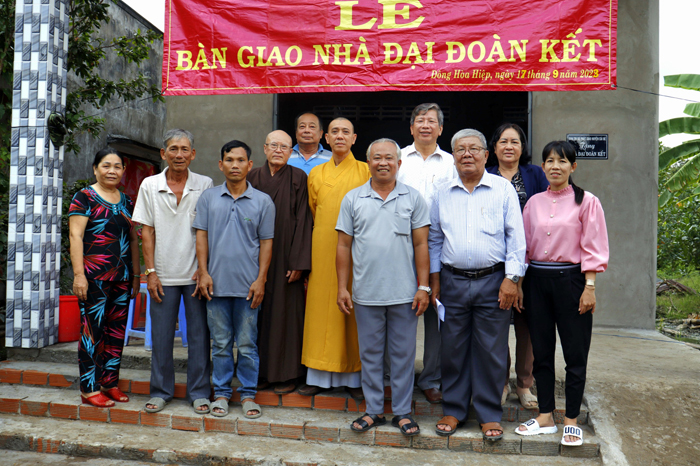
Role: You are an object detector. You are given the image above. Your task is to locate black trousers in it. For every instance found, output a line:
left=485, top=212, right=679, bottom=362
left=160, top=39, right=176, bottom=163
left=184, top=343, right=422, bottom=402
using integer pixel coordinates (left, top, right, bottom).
left=524, top=264, right=592, bottom=419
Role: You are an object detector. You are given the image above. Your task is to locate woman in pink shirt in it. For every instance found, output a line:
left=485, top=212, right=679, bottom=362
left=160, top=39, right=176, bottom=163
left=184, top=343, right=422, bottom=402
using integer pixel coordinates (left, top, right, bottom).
left=514, top=140, right=609, bottom=447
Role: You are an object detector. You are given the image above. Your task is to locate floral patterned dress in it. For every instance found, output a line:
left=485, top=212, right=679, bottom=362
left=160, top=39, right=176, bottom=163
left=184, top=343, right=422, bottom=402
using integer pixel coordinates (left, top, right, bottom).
left=69, top=186, right=134, bottom=393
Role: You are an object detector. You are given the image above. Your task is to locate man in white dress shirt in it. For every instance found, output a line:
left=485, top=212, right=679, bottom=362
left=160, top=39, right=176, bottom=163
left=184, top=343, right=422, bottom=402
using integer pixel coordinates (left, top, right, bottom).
left=397, top=103, right=456, bottom=404
left=428, top=128, right=526, bottom=441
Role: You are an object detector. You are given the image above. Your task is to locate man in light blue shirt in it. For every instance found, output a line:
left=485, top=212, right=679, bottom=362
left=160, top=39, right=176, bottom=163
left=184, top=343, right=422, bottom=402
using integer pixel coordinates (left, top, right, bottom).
left=287, top=112, right=332, bottom=174
left=193, top=140, right=275, bottom=420
left=336, top=138, right=430, bottom=437
left=429, top=129, right=526, bottom=442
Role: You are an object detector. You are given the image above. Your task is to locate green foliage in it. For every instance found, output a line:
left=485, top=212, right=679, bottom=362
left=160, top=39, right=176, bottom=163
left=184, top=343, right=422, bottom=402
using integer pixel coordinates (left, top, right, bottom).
left=65, top=0, right=164, bottom=154
left=657, top=161, right=700, bottom=272
left=60, top=180, right=92, bottom=294
left=659, top=74, right=700, bottom=208
left=656, top=271, right=700, bottom=321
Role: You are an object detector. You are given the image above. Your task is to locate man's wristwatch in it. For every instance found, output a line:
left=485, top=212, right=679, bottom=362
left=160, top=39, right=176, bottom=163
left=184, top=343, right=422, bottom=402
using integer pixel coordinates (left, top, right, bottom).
left=585, top=279, right=595, bottom=288
left=505, top=274, right=520, bottom=284
left=418, top=285, right=432, bottom=295
left=144, top=268, right=157, bottom=276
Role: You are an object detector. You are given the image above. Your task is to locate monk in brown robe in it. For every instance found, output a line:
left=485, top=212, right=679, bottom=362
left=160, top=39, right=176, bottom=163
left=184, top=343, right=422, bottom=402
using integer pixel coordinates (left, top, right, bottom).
left=248, top=130, right=313, bottom=394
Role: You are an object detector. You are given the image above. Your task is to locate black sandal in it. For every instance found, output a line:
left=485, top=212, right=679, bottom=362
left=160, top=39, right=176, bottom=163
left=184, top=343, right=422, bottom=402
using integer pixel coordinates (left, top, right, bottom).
left=392, top=414, right=421, bottom=437
left=350, top=413, right=387, bottom=432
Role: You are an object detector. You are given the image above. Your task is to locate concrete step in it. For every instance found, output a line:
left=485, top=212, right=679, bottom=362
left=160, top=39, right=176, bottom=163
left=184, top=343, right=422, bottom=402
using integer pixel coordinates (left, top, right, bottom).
left=0, top=384, right=600, bottom=459
left=3, top=450, right=155, bottom=466
left=0, top=414, right=602, bottom=466
left=0, top=359, right=588, bottom=424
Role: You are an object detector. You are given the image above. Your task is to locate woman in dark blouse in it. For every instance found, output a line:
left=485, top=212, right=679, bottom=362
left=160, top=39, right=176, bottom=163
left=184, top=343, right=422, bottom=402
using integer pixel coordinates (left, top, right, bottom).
left=69, top=147, right=141, bottom=407
left=487, top=123, right=549, bottom=410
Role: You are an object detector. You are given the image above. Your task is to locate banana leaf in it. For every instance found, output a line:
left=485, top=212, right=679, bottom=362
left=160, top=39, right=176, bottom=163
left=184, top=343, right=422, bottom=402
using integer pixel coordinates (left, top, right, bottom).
left=684, top=103, right=700, bottom=118
left=659, top=139, right=700, bottom=170
left=662, top=153, right=700, bottom=193
left=658, top=188, right=672, bottom=208
left=664, top=74, right=700, bottom=92
left=659, top=117, right=700, bottom=138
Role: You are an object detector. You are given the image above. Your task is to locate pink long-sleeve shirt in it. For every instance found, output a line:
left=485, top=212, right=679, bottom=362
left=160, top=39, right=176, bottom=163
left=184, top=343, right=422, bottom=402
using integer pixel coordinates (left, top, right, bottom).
left=522, top=185, right=609, bottom=273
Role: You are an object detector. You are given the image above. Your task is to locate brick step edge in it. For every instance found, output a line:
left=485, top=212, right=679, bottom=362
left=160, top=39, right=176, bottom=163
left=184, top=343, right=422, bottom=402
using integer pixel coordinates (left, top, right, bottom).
left=0, top=431, right=600, bottom=464
left=0, top=413, right=600, bottom=465
left=0, top=390, right=599, bottom=458
left=0, top=365, right=588, bottom=424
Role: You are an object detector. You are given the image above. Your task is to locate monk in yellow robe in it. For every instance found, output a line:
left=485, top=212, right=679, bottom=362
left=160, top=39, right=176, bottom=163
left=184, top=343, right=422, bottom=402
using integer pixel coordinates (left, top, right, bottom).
left=300, top=118, right=370, bottom=397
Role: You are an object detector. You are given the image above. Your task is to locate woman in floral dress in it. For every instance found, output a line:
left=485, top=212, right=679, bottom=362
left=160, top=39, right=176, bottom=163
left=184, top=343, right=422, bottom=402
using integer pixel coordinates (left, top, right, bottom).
left=69, top=147, right=141, bottom=407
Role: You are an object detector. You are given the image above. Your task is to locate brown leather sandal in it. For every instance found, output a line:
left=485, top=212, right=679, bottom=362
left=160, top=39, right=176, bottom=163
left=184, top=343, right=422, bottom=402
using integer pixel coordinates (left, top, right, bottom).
left=481, top=422, right=504, bottom=441
left=435, top=415, right=463, bottom=437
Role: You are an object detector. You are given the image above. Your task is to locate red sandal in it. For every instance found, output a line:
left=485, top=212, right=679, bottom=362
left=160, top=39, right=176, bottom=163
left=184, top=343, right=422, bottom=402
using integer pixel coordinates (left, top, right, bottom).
left=81, top=392, right=115, bottom=408
left=101, top=387, right=129, bottom=402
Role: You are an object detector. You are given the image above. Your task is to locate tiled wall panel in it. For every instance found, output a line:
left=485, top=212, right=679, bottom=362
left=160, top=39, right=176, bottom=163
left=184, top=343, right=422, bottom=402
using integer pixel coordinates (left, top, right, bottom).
left=6, top=0, right=68, bottom=348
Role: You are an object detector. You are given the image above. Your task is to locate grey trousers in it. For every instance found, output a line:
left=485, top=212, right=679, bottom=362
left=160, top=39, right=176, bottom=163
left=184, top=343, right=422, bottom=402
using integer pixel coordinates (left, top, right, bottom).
left=354, top=302, right=418, bottom=416
left=150, top=284, right=211, bottom=403
left=440, top=268, right=509, bottom=424
left=417, top=303, right=441, bottom=390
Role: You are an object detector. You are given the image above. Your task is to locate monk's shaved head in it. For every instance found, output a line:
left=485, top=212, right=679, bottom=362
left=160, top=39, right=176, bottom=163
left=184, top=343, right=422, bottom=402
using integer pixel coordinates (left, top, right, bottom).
left=266, top=130, right=292, bottom=146
left=328, top=117, right=354, bottom=134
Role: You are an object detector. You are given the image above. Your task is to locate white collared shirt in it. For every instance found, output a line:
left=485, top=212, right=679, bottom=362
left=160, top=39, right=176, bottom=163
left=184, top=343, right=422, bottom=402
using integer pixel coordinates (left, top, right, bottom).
left=398, top=143, right=457, bottom=209
left=132, top=168, right=213, bottom=285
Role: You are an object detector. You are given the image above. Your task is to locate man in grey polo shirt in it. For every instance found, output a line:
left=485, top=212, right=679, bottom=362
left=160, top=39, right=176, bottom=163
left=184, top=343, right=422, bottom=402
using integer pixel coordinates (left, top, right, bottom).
left=194, top=140, right=275, bottom=419
left=133, top=128, right=212, bottom=415
left=336, top=138, right=430, bottom=436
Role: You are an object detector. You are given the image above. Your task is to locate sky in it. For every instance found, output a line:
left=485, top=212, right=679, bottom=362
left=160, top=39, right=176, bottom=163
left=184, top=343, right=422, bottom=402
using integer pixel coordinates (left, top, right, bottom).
left=123, top=0, right=700, bottom=148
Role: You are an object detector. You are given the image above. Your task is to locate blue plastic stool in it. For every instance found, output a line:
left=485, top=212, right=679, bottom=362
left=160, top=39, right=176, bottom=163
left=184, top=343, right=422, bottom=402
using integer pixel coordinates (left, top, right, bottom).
left=125, top=283, right=188, bottom=350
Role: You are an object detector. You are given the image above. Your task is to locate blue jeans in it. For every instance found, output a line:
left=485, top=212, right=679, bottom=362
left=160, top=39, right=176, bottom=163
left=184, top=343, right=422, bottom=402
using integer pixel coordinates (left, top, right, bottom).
left=207, top=297, right=259, bottom=401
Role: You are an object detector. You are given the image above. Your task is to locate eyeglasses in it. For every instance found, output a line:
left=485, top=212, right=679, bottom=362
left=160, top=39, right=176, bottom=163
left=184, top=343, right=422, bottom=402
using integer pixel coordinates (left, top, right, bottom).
left=454, top=146, right=486, bottom=156
left=265, top=143, right=291, bottom=151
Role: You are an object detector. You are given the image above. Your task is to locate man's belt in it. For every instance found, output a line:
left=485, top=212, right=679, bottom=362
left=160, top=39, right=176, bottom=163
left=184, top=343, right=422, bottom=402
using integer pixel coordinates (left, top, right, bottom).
left=442, top=262, right=505, bottom=279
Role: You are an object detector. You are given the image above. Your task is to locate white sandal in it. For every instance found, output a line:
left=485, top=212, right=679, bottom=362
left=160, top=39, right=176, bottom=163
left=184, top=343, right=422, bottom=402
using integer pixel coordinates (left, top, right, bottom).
left=561, top=425, right=584, bottom=446
left=515, top=418, right=558, bottom=436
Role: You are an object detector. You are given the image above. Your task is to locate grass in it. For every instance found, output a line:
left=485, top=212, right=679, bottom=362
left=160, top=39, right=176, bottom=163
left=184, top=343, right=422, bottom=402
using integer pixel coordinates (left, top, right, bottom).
left=656, top=270, right=700, bottom=321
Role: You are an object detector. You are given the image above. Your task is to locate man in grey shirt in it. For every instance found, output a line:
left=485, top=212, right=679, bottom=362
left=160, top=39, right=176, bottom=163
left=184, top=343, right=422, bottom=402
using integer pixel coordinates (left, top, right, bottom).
left=336, top=138, right=430, bottom=437
left=193, top=140, right=275, bottom=419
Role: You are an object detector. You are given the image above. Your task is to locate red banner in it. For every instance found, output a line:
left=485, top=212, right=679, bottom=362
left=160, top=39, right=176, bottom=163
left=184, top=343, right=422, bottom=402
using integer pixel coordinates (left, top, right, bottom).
left=163, top=0, right=617, bottom=95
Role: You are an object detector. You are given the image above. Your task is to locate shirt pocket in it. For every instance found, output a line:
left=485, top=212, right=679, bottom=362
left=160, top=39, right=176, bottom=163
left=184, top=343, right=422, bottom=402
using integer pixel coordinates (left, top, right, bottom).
left=480, top=207, right=501, bottom=236
left=395, top=214, right=411, bottom=236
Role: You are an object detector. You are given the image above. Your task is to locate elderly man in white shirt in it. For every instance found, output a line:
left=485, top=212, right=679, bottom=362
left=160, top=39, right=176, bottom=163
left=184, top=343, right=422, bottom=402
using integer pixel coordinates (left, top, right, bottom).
left=397, top=103, right=456, bottom=404
left=132, top=129, right=213, bottom=415
left=429, top=128, right=526, bottom=441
